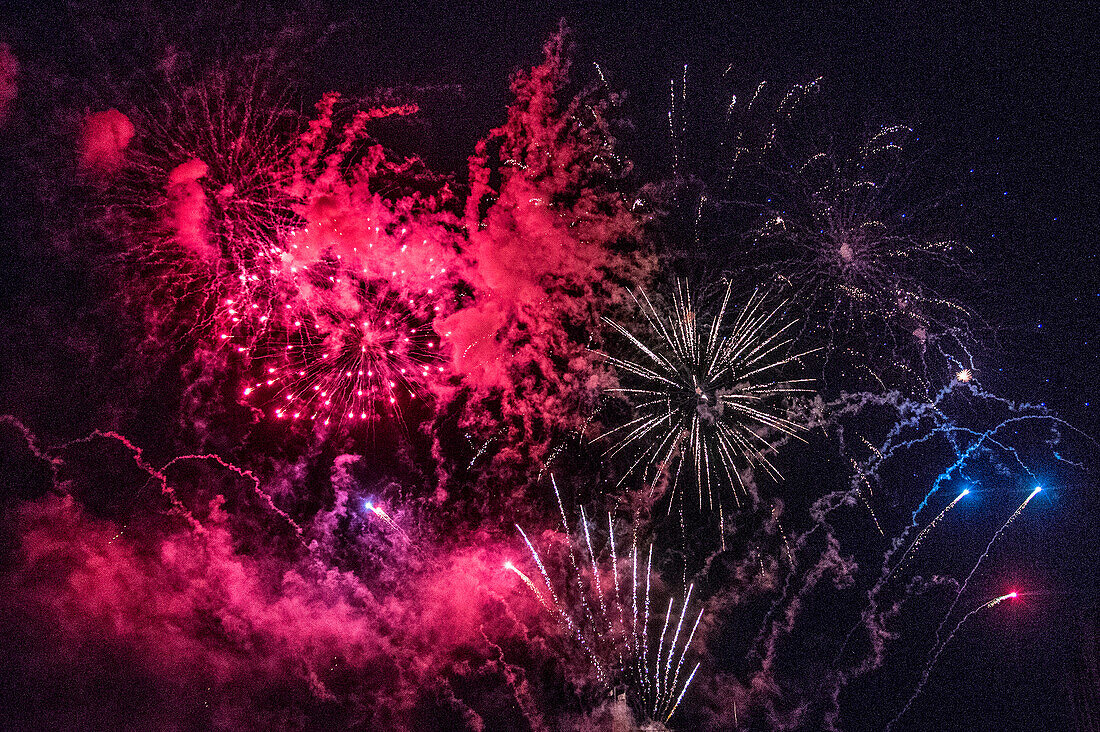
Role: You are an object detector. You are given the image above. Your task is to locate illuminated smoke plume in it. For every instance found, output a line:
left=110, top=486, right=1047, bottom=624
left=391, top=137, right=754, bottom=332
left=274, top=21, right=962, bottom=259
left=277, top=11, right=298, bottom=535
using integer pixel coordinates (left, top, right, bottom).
left=0, top=420, right=563, bottom=730
left=78, top=109, right=135, bottom=176
left=228, top=91, right=459, bottom=430
left=0, top=42, right=15, bottom=126
left=432, top=28, right=654, bottom=502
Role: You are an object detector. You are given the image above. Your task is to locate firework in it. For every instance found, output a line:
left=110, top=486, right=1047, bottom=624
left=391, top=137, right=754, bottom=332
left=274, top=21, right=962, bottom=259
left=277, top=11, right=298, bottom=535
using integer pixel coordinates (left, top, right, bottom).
left=887, top=591, right=1019, bottom=730
left=364, top=500, right=409, bottom=542
left=2, top=20, right=1089, bottom=732
left=511, top=487, right=702, bottom=725
left=891, top=487, right=969, bottom=576
left=706, top=79, right=975, bottom=385
left=598, top=281, right=814, bottom=516
left=238, top=281, right=444, bottom=427
left=95, top=57, right=304, bottom=361
left=123, top=58, right=302, bottom=258
left=190, top=90, right=459, bottom=429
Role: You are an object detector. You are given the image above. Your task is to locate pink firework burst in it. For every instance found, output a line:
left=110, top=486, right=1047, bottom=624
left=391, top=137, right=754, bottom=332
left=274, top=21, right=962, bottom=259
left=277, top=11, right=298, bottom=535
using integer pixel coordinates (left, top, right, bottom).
left=241, top=283, right=444, bottom=426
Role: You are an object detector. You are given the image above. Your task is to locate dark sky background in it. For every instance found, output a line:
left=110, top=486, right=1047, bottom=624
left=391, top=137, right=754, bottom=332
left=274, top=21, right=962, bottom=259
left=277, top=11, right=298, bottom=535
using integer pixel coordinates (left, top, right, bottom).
left=0, top=2, right=1096, bottom=730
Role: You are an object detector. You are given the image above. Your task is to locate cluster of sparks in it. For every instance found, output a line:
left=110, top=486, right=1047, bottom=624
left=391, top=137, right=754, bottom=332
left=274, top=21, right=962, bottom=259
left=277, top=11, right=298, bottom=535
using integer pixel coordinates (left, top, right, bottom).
left=509, top=481, right=702, bottom=725
left=599, top=282, right=815, bottom=523
left=30, top=40, right=1083, bottom=730
left=232, top=281, right=443, bottom=426
left=699, top=76, right=977, bottom=388
left=170, top=93, right=458, bottom=428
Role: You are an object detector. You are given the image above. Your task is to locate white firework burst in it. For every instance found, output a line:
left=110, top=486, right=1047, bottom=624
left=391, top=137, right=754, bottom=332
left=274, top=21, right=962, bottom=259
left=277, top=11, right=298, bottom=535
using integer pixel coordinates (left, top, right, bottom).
left=598, top=281, right=815, bottom=513
left=509, top=481, right=702, bottom=725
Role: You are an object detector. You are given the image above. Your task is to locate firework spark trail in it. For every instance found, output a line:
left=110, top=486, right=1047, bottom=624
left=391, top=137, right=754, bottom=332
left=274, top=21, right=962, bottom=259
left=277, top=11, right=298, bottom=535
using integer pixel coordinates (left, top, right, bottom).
left=579, top=506, right=609, bottom=632
left=510, top=504, right=701, bottom=724
left=891, top=487, right=969, bottom=576
left=641, top=544, right=655, bottom=708
left=849, top=458, right=884, bottom=535
left=504, top=561, right=553, bottom=613
left=552, top=476, right=604, bottom=661
left=666, top=661, right=702, bottom=724
left=651, top=596, right=674, bottom=716
left=364, top=501, right=409, bottom=542
left=514, top=525, right=574, bottom=630
left=665, top=607, right=704, bottom=722
left=931, top=487, right=1040, bottom=649
left=659, top=583, right=694, bottom=714
left=772, top=503, right=796, bottom=567
left=886, top=592, right=1018, bottom=730
left=514, top=524, right=607, bottom=682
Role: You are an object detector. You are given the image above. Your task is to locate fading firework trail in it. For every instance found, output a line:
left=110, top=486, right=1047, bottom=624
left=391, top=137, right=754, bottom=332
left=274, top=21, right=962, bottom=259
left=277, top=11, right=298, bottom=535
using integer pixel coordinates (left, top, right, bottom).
left=887, top=591, right=1018, bottom=730
left=932, top=486, right=1040, bottom=649
left=882, top=488, right=1039, bottom=729
left=891, top=487, right=970, bottom=577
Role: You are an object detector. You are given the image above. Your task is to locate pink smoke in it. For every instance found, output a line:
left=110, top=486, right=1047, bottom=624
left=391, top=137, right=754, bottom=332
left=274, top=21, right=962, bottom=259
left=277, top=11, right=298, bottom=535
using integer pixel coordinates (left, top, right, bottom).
left=166, top=158, right=217, bottom=261
left=77, top=108, right=135, bottom=175
left=0, top=43, right=16, bottom=126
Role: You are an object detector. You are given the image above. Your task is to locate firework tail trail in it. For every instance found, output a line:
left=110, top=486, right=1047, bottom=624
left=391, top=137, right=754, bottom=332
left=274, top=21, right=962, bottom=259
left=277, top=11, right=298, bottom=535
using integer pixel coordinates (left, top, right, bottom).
left=801, top=382, right=1088, bottom=729
left=365, top=501, right=409, bottom=542
left=551, top=475, right=605, bottom=670
left=64, top=432, right=302, bottom=540
left=886, top=592, right=1017, bottom=730
left=851, top=385, right=1080, bottom=588
left=513, top=524, right=604, bottom=680
left=511, top=493, right=701, bottom=723
left=890, top=487, right=969, bottom=577
left=504, top=561, right=553, bottom=612
left=931, top=487, right=1040, bottom=649
left=838, top=388, right=1071, bottom=644
left=1, top=415, right=65, bottom=484
left=861, top=379, right=1079, bottom=538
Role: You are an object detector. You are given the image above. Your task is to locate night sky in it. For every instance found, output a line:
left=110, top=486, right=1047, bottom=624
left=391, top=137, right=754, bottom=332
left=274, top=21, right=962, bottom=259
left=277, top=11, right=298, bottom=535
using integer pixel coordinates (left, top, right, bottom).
left=0, top=2, right=1096, bottom=731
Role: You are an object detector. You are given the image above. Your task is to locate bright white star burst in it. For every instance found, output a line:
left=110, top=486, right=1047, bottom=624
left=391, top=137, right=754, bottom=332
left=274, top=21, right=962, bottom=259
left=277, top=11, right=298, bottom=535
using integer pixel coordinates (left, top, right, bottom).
left=599, top=281, right=815, bottom=513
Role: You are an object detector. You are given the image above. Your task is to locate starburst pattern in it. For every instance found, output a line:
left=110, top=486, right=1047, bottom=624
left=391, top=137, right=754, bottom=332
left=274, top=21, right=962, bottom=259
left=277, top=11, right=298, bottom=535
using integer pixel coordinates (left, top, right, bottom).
left=240, top=282, right=444, bottom=427
left=598, top=282, right=815, bottom=514
left=511, top=485, right=702, bottom=726
left=719, top=81, right=974, bottom=377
